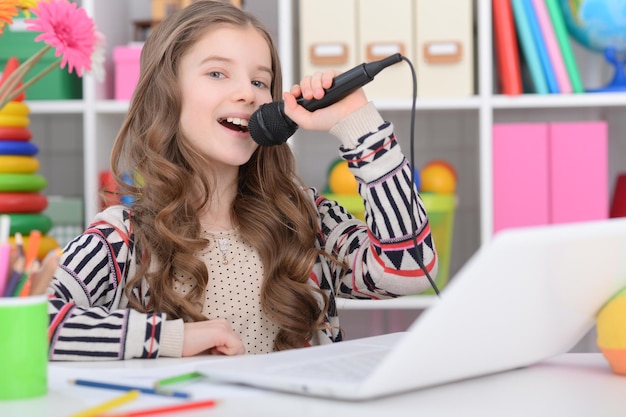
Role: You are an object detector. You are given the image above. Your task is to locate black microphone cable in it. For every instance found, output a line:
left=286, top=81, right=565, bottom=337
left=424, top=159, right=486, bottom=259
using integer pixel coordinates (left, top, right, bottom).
left=401, top=55, right=441, bottom=297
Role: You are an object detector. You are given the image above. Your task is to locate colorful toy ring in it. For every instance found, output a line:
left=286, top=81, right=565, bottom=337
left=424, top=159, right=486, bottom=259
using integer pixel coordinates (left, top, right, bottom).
left=7, top=213, right=53, bottom=235
left=0, top=173, right=47, bottom=192
left=0, top=102, right=29, bottom=116
left=8, top=235, right=59, bottom=260
left=0, top=114, right=29, bottom=128
left=0, top=141, right=39, bottom=156
left=0, top=192, right=48, bottom=213
left=0, top=155, right=39, bottom=173
left=0, top=126, right=32, bottom=141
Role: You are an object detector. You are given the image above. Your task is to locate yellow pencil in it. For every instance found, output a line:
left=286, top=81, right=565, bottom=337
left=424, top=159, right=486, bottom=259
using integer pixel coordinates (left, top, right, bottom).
left=67, top=390, right=140, bottom=417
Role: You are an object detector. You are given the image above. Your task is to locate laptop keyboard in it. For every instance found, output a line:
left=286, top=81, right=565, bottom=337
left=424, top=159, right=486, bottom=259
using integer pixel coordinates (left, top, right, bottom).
left=267, top=347, right=389, bottom=382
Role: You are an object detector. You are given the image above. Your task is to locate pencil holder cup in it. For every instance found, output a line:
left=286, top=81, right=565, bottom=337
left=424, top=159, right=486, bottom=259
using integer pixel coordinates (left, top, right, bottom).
left=0, top=295, right=48, bottom=400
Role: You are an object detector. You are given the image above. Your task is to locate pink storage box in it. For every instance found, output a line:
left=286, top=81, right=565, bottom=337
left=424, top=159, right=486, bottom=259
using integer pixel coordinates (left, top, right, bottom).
left=113, top=45, right=143, bottom=100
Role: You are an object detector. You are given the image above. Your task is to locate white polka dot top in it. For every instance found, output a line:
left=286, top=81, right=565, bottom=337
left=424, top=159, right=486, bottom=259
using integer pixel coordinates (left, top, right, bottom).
left=196, top=229, right=279, bottom=354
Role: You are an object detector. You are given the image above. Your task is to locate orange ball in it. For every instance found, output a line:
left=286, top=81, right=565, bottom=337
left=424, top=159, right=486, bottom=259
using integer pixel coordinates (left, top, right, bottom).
left=328, top=160, right=359, bottom=195
left=420, top=160, right=457, bottom=194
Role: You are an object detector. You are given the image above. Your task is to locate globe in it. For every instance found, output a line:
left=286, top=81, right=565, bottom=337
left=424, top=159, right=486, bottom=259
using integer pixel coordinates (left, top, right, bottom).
left=560, top=0, right=626, bottom=92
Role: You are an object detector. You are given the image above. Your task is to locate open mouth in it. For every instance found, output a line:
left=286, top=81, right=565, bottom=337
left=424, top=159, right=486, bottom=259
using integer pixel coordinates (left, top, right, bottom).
left=218, top=117, right=249, bottom=133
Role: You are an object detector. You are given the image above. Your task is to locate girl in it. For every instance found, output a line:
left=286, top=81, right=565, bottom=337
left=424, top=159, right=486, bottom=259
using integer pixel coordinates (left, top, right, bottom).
left=47, top=0, right=438, bottom=360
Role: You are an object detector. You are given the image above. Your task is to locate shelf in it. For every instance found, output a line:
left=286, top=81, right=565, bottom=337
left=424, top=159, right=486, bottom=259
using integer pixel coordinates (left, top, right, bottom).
left=87, top=98, right=480, bottom=114
left=27, top=100, right=85, bottom=114
left=34, top=93, right=626, bottom=115
left=95, top=100, right=130, bottom=114
left=373, top=96, right=481, bottom=111
left=28, top=93, right=626, bottom=114
left=336, top=296, right=438, bottom=310
left=490, top=92, right=626, bottom=109
left=26, top=0, right=621, bottom=315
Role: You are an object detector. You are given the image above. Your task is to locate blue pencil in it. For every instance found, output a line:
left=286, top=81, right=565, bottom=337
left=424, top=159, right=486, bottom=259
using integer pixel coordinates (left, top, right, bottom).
left=3, top=269, right=22, bottom=297
left=69, top=379, right=191, bottom=399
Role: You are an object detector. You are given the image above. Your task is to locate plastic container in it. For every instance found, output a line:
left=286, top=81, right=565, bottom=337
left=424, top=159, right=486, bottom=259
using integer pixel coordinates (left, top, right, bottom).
left=419, top=193, right=456, bottom=294
left=113, top=44, right=143, bottom=100
left=322, top=192, right=456, bottom=293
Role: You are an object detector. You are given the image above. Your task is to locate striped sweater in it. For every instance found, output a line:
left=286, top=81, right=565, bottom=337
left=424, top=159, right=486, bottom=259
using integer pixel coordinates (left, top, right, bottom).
left=47, top=103, right=438, bottom=360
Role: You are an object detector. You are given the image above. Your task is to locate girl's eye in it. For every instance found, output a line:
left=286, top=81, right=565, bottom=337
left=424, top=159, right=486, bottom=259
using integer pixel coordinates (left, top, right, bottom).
left=208, top=71, right=225, bottom=79
left=252, top=80, right=269, bottom=89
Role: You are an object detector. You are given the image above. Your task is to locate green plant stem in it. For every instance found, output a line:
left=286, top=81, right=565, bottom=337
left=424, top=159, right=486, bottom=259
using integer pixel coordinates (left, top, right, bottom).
left=0, top=45, right=53, bottom=107
left=5, top=58, right=62, bottom=103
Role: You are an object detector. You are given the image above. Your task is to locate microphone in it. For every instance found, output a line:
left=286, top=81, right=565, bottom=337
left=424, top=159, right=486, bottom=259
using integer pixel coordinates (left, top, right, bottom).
left=248, top=53, right=404, bottom=146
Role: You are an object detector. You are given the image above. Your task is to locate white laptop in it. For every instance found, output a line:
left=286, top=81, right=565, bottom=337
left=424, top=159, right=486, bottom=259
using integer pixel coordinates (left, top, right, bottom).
left=197, top=218, right=626, bottom=400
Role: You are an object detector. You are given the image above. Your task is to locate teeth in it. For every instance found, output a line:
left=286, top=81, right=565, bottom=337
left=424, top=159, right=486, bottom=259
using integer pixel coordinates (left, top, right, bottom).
left=226, top=117, right=248, bottom=127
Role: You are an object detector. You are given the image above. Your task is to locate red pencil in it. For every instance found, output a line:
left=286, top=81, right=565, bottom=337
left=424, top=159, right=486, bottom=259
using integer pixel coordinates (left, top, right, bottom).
left=95, top=399, right=218, bottom=417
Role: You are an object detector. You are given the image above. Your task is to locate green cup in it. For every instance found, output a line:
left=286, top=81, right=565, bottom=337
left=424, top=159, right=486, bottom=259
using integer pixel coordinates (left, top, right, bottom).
left=0, top=295, right=48, bottom=400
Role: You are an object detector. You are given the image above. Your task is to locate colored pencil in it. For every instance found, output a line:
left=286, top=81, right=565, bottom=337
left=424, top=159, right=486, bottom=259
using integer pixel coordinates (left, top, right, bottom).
left=0, top=215, right=9, bottom=243
left=18, top=260, right=39, bottom=297
left=153, top=371, right=204, bottom=387
left=95, top=398, right=218, bottom=417
left=13, top=259, right=36, bottom=297
left=6, top=233, right=25, bottom=297
left=14, top=232, right=24, bottom=259
left=24, top=229, right=41, bottom=269
left=69, top=379, right=191, bottom=399
left=3, top=256, right=23, bottom=297
left=67, top=390, right=140, bottom=417
left=0, top=243, right=9, bottom=296
left=0, top=215, right=9, bottom=296
left=12, top=230, right=42, bottom=297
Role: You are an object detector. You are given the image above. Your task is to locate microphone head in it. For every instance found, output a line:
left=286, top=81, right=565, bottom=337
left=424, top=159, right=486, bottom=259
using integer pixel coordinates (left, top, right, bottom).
left=248, top=101, right=298, bottom=146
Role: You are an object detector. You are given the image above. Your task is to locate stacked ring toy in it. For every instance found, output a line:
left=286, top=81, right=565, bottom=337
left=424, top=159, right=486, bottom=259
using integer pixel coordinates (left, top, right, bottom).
left=0, top=173, right=47, bottom=192
left=0, top=126, right=32, bottom=141
left=0, top=140, right=39, bottom=155
left=0, top=155, right=39, bottom=173
left=0, top=95, right=59, bottom=258
left=0, top=102, right=29, bottom=116
left=7, top=213, right=53, bottom=235
left=0, top=192, right=48, bottom=213
left=0, top=102, right=30, bottom=128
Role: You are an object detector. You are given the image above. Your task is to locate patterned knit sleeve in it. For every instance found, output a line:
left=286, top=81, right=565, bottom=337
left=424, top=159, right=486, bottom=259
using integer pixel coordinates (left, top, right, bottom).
left=47, top=206, right=182, bottom=360
left=318, top=102, right=438, bottom=299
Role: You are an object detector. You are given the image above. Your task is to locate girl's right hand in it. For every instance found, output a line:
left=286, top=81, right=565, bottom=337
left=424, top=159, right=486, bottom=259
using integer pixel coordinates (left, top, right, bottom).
left=182, top=319, right=245, bottom=356
left=283, top=69, right=369, bottom=133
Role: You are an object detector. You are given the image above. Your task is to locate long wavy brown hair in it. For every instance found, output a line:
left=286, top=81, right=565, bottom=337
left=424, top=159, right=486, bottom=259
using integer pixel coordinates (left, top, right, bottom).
left=110, top=0, right=330, bottom=351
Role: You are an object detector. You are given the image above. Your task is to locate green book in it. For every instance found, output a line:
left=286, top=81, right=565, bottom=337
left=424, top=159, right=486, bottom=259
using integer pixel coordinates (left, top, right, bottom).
left=511, top=0, right=548, bottom=94
left=545, top=0, right=584, bottom=93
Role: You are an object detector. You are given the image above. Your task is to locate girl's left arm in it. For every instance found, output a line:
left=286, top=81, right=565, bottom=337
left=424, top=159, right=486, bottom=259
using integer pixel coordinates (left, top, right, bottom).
left=318, top=102, right=438, bottom=299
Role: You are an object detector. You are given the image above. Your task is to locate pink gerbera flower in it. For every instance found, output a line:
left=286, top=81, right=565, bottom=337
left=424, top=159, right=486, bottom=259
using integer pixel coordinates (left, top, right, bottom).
left=26, top=0, right=96, bottom=76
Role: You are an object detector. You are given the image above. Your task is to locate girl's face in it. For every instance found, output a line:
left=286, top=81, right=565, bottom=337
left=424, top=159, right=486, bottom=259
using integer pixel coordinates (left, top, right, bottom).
left=178, top=25, right=273, bottom=171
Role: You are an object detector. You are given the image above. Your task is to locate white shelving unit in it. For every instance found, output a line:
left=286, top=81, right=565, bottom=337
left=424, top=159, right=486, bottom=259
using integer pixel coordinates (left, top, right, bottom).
left=25, top=0, right=626, bottom=316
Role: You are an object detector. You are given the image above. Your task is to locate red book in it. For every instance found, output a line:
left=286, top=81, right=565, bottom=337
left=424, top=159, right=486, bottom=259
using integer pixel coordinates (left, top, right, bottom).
left=493, top=0, right=523, bottom=95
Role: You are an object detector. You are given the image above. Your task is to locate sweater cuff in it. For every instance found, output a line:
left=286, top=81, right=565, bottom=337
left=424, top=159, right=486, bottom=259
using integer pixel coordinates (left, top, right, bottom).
left=159, top=319, right=184, bottom=358
left=329, top=102, right=385, bottom=149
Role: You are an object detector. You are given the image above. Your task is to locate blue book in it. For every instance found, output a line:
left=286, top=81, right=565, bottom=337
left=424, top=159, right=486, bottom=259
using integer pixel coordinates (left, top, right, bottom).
left=522, top=0, right=559, bottom=93
left=510, top=0, right=548, bottom=94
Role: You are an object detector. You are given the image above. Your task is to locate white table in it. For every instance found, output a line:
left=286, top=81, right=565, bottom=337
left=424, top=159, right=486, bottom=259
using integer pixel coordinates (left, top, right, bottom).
left=1, top=353, right=625, bottom=417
